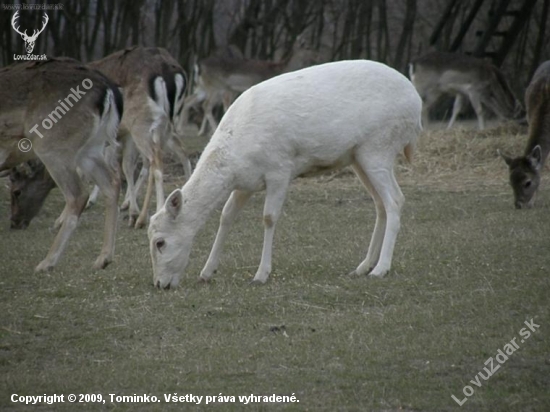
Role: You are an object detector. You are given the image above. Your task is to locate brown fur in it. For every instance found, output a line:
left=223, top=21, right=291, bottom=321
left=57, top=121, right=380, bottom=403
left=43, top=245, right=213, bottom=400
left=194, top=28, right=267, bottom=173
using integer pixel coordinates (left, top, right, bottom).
left=500, top=61, right=550, bottom=209
left=0, top=57, right=122, bottom=271
left=89, top=47, right=190, bottom=228
left=410, top=51, right=522, bottom=129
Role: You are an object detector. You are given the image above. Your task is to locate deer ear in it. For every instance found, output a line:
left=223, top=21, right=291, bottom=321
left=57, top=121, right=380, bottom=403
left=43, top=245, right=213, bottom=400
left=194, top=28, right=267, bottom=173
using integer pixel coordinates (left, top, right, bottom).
left=497, top=149, right=513, bottom=166
left=527, top=145, right=543, bottom=170
left=165, top=189, right=183, bottom=219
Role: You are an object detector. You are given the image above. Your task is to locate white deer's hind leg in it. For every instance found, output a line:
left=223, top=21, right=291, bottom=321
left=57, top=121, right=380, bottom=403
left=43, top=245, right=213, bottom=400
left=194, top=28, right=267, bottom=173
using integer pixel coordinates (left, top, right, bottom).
left=200, top=190, right=252, bottom=281
left=350, top=162, right=386, bottom=276
left=447, top=94, right=464, bottom=129
left=353, top=155, right=404, bottom=278
left=252, top=179, right=290, bottom=284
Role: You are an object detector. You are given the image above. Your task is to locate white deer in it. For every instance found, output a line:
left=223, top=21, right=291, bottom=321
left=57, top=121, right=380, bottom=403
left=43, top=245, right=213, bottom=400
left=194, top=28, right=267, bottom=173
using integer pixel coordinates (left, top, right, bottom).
left=11, top=11, right=49, bottom=54
left=148, top=60, right=422, bottom=289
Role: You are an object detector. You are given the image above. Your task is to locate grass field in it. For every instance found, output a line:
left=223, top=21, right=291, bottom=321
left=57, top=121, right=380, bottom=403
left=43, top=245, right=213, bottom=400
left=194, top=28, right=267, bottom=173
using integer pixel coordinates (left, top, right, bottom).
left=1, top=122, right=549, bottom=411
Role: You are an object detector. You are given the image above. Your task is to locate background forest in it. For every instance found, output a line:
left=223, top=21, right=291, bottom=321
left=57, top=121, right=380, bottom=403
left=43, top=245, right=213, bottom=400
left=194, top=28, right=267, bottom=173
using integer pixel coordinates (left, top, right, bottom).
left=1, top=0, right=549, bottom=96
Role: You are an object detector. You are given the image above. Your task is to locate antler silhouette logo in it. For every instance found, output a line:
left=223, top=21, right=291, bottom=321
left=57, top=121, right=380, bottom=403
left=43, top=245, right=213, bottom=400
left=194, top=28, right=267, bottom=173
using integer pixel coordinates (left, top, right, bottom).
left=11, top=11, right=49, bottom=54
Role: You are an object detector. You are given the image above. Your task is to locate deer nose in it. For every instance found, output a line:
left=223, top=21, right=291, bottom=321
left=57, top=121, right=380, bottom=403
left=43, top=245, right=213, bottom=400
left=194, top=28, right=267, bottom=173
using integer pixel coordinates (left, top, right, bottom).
left=514, top=201, right=523, bottom=210
left=155, top=280, right=171, bottom=290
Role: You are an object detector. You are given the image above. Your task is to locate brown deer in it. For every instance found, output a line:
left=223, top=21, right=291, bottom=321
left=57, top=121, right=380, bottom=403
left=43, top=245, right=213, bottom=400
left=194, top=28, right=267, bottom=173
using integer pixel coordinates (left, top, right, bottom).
left=0, top=57, right=123, bottom=271
left=188, top=42, right=321, bottom=136
left=499, top=61, right=550, bottom=209
left=7, top=48, right=188, bottom=230
left=409, top=51, right=522, bottom=129
left=88, top=47, right=190, bottom=228
left=8, top=160, right=55, bottom=229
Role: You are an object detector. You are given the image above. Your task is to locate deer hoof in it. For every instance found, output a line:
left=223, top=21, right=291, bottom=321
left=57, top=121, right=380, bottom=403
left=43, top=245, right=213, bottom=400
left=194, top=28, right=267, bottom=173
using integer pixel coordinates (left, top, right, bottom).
left=93, top=255, right=112, bottom=270
left=35, top=260, right=55, bottom=273
left=134, top=218, right=146, bottom=229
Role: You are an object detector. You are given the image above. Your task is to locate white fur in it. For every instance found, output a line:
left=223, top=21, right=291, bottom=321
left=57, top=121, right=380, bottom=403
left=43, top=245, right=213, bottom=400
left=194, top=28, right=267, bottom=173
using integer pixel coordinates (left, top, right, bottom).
left=148, top=60, right=422, bottom=289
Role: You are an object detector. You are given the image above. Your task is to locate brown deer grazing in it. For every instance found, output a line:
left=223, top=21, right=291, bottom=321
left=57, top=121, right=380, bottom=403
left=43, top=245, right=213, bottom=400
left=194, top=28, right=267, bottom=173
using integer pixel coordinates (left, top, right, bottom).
left=0, top=58, right=123, bottom=271
left=88, top=47, right=190, bottom=228
left=5, top=48, right=189, bottom=230
left=187, top=42, right=320, bottom=136
left=8, top=160, right=55, bottom=229
left=499, top=61, right=550, bottom=209
left=409, top=51, right=522, bottom=129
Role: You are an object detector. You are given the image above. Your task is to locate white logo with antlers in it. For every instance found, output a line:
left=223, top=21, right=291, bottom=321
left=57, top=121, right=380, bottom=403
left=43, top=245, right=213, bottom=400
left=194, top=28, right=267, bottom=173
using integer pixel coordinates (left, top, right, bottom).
left=11, top=11, right=49, bottom=54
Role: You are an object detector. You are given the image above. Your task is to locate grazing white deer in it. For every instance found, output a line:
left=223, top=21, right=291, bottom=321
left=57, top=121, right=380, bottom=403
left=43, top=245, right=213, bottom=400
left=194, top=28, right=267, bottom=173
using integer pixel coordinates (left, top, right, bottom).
left=409, top=51, right=522, bottom=129
left=499, top=60, right=550, bottom=209
left=190, top=42, right=320, bottom=136
left=0, top=58, right=122, bottom=272
left=89, top=47, right=190, bottom=228
left=148, top=60, right=422, bottom=289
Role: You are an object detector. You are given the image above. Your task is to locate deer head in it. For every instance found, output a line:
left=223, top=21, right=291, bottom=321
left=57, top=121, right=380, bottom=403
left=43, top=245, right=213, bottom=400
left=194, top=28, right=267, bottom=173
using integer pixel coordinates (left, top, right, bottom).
left=9, top=160, right=56, bottom=229
left=499, top=146, right=543, bottom=209
left=11, top=11, right=49, bottom=54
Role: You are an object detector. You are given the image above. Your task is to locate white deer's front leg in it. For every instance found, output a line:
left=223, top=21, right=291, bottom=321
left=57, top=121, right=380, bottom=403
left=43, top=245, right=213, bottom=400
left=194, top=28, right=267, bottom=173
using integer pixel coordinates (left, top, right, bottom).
left=200, top=190, right=252, bottom=281
left=252, top=179, right=289, bottom=284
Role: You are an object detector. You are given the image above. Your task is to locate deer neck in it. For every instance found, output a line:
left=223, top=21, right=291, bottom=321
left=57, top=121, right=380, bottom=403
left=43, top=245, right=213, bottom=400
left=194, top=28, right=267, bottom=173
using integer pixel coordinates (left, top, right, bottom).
left=525, top=104, right=550, bottom=164
left=179, top=151, right=234, bottom=234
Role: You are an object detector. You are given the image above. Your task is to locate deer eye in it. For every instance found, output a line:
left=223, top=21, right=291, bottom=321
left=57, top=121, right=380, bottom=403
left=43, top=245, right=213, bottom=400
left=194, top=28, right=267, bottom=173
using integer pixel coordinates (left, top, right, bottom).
left=13, top=189, right=21, bottom=198
left=523, top=181, right=532, bottom=189
left=155, top=239, right=166, bottom=253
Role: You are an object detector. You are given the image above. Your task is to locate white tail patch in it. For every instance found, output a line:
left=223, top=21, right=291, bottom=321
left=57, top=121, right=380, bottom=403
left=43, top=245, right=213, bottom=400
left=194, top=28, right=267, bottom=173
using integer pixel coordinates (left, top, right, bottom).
left=173, top=73, right=185, bottom=122
left=149, top=77, right=170, bottom=144
left=101, top=89, right=120, bottom=149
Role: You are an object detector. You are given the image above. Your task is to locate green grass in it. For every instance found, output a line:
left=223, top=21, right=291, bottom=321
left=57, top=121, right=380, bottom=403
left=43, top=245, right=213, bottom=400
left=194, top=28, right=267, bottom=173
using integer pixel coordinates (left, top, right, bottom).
left=1, top=129, right=550, bottom=411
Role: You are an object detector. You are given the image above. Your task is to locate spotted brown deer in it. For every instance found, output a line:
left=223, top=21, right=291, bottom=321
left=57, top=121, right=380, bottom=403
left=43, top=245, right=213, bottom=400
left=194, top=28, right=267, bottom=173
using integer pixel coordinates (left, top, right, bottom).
left=409, top=51, right=522, bottom=129
left=0, top=58, right=123, bottom=272
left=499, top=61, right=550, bottom=209
left=148, top=60, right=422, bottom=289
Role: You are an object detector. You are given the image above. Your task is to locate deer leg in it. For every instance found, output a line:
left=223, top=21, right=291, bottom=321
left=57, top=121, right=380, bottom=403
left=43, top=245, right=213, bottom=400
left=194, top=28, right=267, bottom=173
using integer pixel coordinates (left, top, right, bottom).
left=152, top=143, right=165, bottom=212
left=199, top=97, right=219, bottom=136
left=168, top=136, right=192, bottom=181
left=35, top=166, right=88, bottom=272
left=135, top=160, right=154, bottom=229
left=252, top=178, right=290, bottom=284
left=200, top=190, right=253, bottom=281
left=86, top=185, right=101, bottom=209
left=468, top=93, right=485, bottom=130
left=120, top=134, right=141, bottom=225
left=349, top=162, right=386, bottom=276
left=353, top=154, right=404, bottom=278
left=80, top=155, right=121, bottom=269
left=447, top=94, right=464, bottom=129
